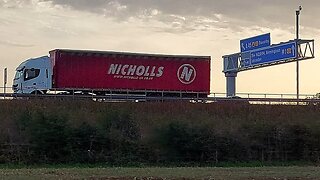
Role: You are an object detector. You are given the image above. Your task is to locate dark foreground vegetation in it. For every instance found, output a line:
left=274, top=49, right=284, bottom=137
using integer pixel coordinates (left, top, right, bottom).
left=0, top=99, right=320, bottom=165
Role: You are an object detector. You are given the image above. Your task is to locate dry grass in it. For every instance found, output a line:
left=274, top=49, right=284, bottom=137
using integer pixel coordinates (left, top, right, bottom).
left=0, top=166, right=319, bottom=179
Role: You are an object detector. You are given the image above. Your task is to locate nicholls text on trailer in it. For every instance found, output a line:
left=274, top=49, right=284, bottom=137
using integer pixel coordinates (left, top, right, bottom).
left=13, top=49, right=211, bottom=97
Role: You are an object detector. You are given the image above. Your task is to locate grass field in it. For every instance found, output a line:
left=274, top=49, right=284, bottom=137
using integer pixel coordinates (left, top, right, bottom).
left=0, top=166, right=319, bottom=179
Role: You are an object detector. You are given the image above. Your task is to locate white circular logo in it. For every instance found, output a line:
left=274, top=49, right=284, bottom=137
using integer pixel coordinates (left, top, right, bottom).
left=177, top=64, right=196, bottom=84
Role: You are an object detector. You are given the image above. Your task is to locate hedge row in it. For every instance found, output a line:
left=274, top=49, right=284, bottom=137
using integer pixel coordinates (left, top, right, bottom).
left=0, top=100, right=320, bottom=165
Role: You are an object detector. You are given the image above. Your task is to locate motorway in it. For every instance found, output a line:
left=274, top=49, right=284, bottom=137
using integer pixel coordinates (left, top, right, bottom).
left=0, top=92, right=319, bottom=105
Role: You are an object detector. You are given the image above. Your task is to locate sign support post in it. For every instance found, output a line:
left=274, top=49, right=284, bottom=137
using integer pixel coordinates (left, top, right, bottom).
left=225, top=72, right=237, bottom=97
left=4, top=68, right=7, bottom=99
left=223, top=53, right=240, bottom=97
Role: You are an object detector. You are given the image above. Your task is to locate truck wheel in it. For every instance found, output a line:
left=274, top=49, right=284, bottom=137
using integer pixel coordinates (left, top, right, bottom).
left=31, top=90, right=45, bottom=95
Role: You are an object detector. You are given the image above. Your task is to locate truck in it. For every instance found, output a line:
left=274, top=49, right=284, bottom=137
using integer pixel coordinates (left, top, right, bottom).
left=12, top=49, right=211, bottom=98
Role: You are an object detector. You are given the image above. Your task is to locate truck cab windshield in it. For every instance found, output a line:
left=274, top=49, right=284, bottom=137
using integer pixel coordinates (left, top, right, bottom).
left=14, top=71, right=22, bottom=80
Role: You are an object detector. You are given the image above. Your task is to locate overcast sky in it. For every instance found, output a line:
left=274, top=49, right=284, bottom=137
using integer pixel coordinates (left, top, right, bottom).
left=1, top=0, right=320, bottom=95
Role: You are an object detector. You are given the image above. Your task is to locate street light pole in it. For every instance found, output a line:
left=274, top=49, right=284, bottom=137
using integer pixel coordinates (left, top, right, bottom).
left=296, top=6, right=302, bottom=103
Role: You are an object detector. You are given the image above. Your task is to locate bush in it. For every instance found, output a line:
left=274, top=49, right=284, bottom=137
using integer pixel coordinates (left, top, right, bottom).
left=156, top=122, right=220, bottom=163
left=68, top=122, right=97, bottom=163
left=1, top=100, right=320, bottom=165
left=95, top=109, right=142, bottom=164
left=25, top=111, right=71, bottom=163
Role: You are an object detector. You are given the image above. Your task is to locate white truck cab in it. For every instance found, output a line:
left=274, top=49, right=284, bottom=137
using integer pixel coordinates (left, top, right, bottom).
left=13, top=56, right=52, bottom=94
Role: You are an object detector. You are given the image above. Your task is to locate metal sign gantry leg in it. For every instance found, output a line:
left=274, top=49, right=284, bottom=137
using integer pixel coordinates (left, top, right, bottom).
left=225, top=72, right=237, bottom=97
left=223, top=53, right=240, bottom=97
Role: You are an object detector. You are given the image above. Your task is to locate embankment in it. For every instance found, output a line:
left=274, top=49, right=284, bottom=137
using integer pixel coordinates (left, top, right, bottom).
left=0, top=99, right=319, bottom=165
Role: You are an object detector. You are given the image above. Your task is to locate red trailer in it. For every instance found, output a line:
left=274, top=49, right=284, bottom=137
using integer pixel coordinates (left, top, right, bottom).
left=13, top=49, right=211, bottom=97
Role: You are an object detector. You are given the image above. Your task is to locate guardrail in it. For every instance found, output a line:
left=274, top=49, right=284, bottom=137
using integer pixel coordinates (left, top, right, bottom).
left=1, top=92, right=320, bottom=105
left=0, top=86, right=11, bottom=99
left=210, top=92, right=315, bottom=98
left=1, top=87, right=320, bottom=105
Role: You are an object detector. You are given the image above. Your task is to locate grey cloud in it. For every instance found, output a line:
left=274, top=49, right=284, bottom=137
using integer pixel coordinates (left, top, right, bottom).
left=41, top=0, right=319, bottom=26
left=9, top=0, right=320, bottom=32
left=0, top=40, right=34, bottom=47
left=43, top=0, right=107, bottom=11
left=0, top=0, right=32, bottom=8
